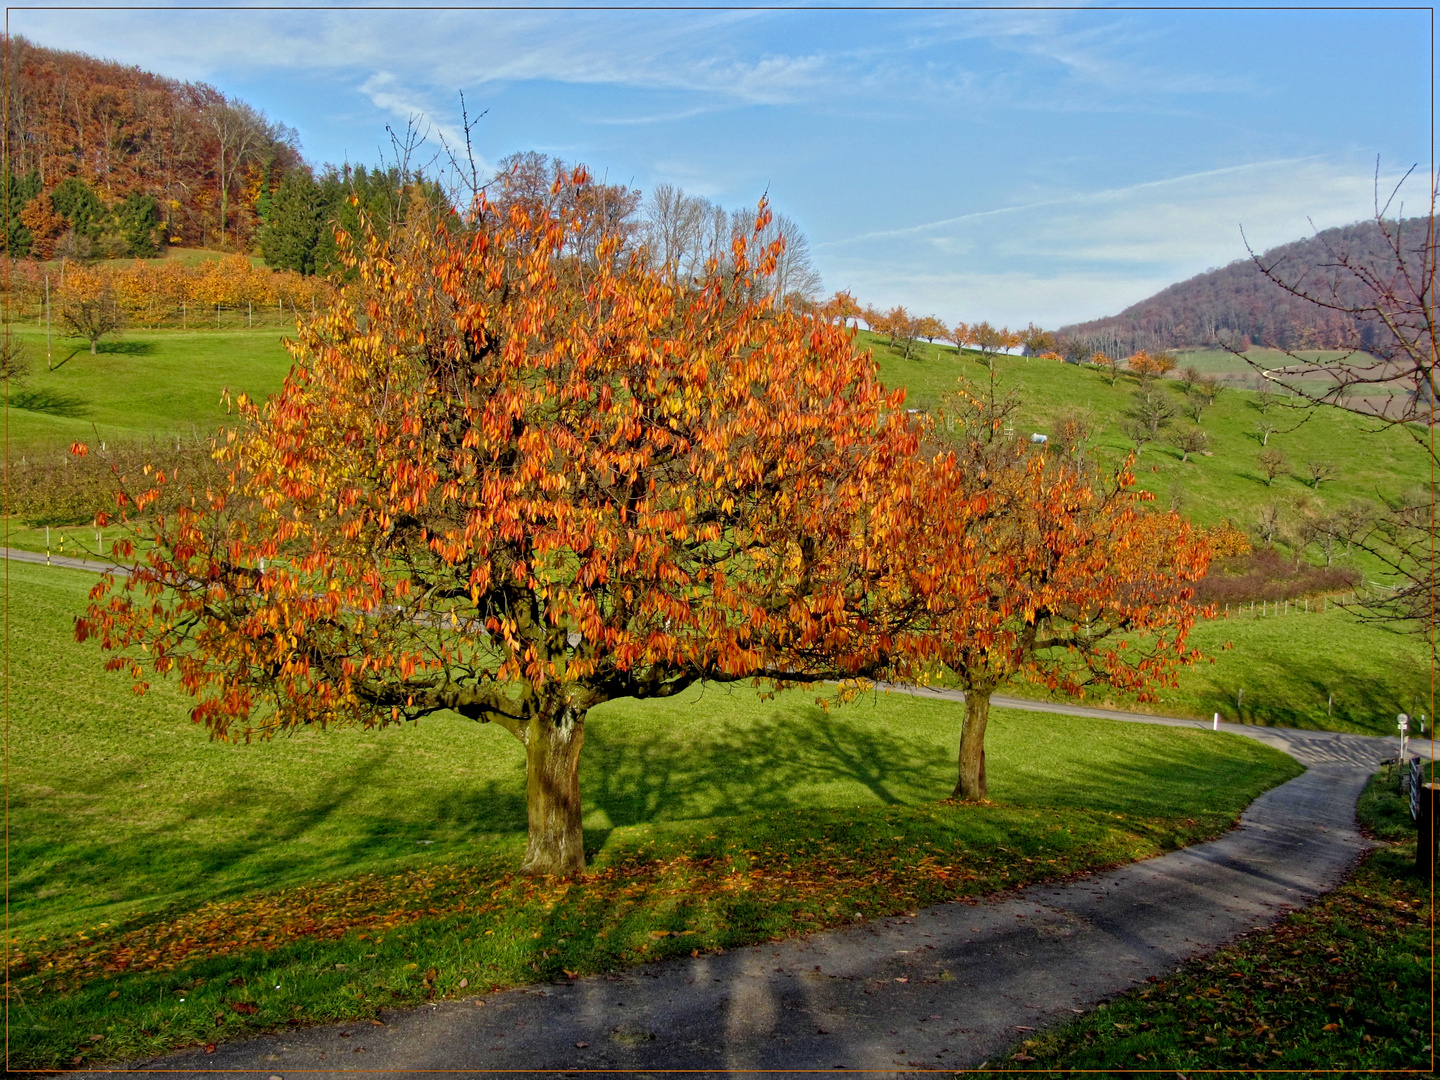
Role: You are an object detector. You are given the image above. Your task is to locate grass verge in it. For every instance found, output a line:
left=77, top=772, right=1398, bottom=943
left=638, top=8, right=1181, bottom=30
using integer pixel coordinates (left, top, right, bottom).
left=992, top=768, right=1434, bottom=1075
left=7, top=561, right=1300, bottom=1068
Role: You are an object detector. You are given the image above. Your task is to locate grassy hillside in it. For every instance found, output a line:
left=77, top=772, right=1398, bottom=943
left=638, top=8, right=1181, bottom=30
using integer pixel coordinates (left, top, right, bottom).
left=4, top=325, right=293, bottom=453
left=862, top=330, right=1428, bottom=536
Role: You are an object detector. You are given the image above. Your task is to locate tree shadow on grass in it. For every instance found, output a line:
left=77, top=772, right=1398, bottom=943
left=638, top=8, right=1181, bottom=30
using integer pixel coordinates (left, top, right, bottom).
left=8, top=389, right=91, bottom=417
left=579, top=704, right=953, bottom=829
left=1189, top=648, right=1428, bottom=736
left=9, top=744, right=528, bottom=936
left=95, top=340, right=155, bottom=356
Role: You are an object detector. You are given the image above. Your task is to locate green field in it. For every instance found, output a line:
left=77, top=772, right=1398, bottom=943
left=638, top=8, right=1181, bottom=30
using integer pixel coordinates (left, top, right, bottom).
left=996, top=604, right=1429, bottom=738
left=7, top=558, right=1301, bottom=1068
left=3, top=324, right=293, bottom=454
left=864, top=332, right=1428, bottom=537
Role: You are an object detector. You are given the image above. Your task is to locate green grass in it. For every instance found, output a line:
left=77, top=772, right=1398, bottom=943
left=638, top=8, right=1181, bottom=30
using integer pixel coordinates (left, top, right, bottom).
left=996, top=603, right=1431, bottom=738
left=4, top=324, right=294, bottom=453
left=999, top=770, right=1433, bottom=1075
left=863, top=333, right=1429, bottom=535
left=7, top=559, right=1301, bottom=1068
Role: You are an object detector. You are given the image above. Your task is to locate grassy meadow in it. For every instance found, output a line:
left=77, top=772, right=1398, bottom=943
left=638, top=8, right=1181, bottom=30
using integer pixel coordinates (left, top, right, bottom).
left=3, top=323, right=293, bottom=454
left=7, top=558, right=1301, bottom=1068
left=864, top=331, right=1429, bottom=536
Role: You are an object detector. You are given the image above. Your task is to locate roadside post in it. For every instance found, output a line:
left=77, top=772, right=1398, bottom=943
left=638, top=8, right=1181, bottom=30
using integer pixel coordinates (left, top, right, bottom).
left=1414, top=771, right=1435, bottom=875
left=1398, top=714, right=1408, bottom=761
left=1212, top=713, right=1219, bottom=731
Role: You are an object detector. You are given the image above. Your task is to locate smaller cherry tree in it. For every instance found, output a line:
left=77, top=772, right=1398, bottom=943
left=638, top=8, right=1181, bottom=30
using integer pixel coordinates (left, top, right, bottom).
left=921, top=388, right=1211, bottom=801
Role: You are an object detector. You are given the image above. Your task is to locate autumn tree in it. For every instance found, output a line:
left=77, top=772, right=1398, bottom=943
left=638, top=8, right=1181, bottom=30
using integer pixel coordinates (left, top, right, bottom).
left=57, top=269, right=125, bottom=353
left=1091, top=351, right=1121, bottom=386
left=916, top=315, right=949, bottom=345
left=1172, top=425, right=1209, bottom=463
left=819, top=289, right=862, bottom=329
left=76, top=173, right=937, bottom=878
left=1126, top=349, right=1177, bottom=385
left=969, top=322, right=1019, bottom=372
left=926, top=389, right=1209, bottom=801
left=1257, top=448, right=1289, bottom=486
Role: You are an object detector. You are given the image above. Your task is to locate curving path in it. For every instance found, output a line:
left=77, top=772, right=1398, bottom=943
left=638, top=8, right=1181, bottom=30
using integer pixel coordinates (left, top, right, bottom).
left=99, top=700, right=1423, bottom=1078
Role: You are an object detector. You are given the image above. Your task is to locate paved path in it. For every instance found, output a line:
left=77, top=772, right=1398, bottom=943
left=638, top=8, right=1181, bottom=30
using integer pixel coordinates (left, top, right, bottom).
left=3, top=545, right=132, bottom=575
left=108, top=712, right=1420, bottom=1078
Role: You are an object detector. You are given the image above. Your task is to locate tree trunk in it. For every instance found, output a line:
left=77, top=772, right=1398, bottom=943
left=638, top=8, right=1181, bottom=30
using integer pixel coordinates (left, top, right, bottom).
left=952, top=690, right=991, bottom=801
left=90, top=339, right=97, bottom=355
left=519, top=701, right=587, bottom=877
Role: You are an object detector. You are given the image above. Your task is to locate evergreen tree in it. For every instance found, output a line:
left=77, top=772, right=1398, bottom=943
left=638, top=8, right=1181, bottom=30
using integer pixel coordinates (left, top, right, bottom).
left=4, top=172, right=43, bottom=257
left=115, top=192, right=160, bottom=257
left=50, top=177, right=107, bottom=240
left=259, top=168, right=324, bottom=274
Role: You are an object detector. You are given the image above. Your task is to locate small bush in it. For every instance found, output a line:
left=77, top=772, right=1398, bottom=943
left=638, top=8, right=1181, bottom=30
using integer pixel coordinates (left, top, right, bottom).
left=8, top=437, right=225, bottom=526
left=1193, top=545, right=1359, bottom=605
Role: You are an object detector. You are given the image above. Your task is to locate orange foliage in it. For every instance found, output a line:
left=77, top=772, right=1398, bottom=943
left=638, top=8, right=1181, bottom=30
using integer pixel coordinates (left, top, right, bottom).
left=76, top=171, right=937, bottom=876
left=919, top=390, right=1211, bottom=799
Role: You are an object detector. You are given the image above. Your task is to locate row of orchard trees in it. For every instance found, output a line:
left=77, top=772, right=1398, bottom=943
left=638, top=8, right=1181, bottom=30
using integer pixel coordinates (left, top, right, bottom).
left=76, top=168, right=1212, bottom=878
left=812, top=291, right=1059, bottom=365
left=5, top=255, right=335, bottom=348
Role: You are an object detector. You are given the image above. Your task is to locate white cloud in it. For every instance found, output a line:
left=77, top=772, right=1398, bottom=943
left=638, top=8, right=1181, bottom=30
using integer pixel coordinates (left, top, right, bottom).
left=817, top=157, right=1416, bottom=327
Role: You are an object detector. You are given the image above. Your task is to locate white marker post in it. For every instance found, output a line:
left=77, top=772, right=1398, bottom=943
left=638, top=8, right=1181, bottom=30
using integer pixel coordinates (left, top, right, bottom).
left=1398, top=714, right=1409, bottom=761
left=1213, top=713, right=1219, bottom=731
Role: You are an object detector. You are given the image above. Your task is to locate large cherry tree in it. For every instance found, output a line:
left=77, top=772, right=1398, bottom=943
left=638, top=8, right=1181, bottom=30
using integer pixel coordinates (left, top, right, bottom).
left=77, top=170, right=938, bottom=876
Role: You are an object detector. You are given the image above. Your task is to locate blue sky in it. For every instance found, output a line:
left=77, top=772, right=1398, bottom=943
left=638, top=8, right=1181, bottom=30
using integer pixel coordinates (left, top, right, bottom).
left=9, top=4, right=1433, bottom=327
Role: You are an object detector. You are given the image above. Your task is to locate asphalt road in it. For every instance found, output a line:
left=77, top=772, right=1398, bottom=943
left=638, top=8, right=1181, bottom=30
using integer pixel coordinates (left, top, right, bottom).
left=100, top=714, right=1415, bottom=1078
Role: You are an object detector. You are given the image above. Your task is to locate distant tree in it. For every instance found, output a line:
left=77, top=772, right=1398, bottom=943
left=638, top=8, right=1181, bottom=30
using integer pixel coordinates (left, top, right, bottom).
left=1050, top=407, right=1096, bottom=466
left=916, top=315, right=949, bottom=344
left=1177, top=365, right=1202, bottom=394
left=970, top=321, right=1019, bottom=372
left=1125, top=386, right=1176, bottom=447
left=259, top=168, right=324, bottom=274
left=114, top=191, right=161, bottom=257
left=1305, top=460, right=1337, bottom=489
left=886, top=306, right=922, bottom=358
left=3, top=171, right=43, bottom=256
left=1255, top=502, right=1282, bottom=546
left=1253, top=417, right=1280, bottom=446
left=58, top=277, right=125, bottom=354
left=1091, top=351, right=1121, bottom=386
left=50, top=176, right=107, bottom=244
left=820, top=290, right=862, bottom=328
left=1257, top=448, right=1288, bottom=486
left=1020, top=322, right=1056, bottom=357
left=1, top=334, right=32, bottom=384
left=1127, top=349, right=1177, bottom=385
left=1173, top=425, right=1209, bottom=463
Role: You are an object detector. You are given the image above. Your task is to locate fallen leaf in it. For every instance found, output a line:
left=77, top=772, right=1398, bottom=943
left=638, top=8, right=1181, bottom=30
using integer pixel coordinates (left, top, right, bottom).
left=894, top=977, right=908, bottom=983
left=205, top=1044, right=216, bottom=1054
left=1323, top=1023, right=1341, bottom=1032
left=458, top=978, right=468, bottom=989
left=369, top=1019, right=385, bottom=1026
left=575, top=1042, right=588, bottom=1048
left=231, top=1002, right=259, bottom=1016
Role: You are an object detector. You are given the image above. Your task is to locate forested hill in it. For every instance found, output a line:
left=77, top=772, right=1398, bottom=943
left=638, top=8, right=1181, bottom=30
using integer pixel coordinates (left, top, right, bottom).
left=1057, top=217, right=1429, bottom=355
left=3, top=35, right=302, bottom=258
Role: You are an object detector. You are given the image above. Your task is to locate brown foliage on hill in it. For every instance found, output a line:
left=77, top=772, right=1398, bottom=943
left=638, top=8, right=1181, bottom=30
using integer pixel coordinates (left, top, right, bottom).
left=1057, top=218, right=1429, bottom=355
left=3, top=35, right=301, bottom=251
left=1193, top=547, right=1359, bottom=606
